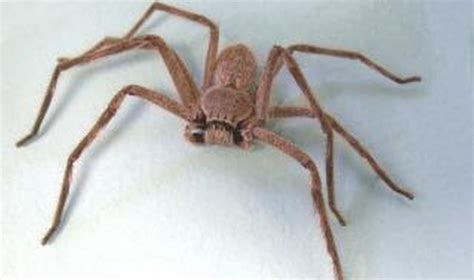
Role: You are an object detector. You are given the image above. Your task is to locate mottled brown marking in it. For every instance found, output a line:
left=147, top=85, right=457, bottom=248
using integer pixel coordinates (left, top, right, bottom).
left=213, top=44, right=257, bottom=90
left=201, top=87, right=253, bottom=125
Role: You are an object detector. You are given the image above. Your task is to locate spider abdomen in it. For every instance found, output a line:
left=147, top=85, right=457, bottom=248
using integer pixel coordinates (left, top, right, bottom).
left=213, top=44, right=257, bottom=90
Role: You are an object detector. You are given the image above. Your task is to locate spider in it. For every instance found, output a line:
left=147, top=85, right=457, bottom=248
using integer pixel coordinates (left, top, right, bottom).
left=16, top=2, right=421, bottom=280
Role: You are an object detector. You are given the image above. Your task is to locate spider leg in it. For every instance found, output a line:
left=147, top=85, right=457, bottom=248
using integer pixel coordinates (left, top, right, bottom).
left=58, top=37, right=121, bottom=62
left=256, top=46, right=346, bottom=226
left=325, top=126, right=346, bottom=225
left=16, top=35, right=199, bottom=147
left=253, top=127, right=343, bottom=280
left=124, top=1, right=219, bottom=88
left=61, top=2, right=219, bottom=87
left=268, top=106, right=414, bottom=200
left=275, top=44, right=421, bottom=84
left=41, top=85, right=188, bottom=245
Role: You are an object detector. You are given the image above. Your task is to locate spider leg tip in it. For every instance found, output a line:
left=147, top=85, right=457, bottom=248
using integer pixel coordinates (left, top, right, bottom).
left=403, top=192, right=415, bottom=200
left=40, top=226, right=58, bottom=246
left=41, top=233, right=53, bottom=246
left=331, top=209, right=347, bottom=226
left=407, top=76, right=422, bottom=83
left=399, top=76, right=422, bottom=84
left=41, top=237, right=48, bottom=246
left=16, top=135, right=32, bottom=148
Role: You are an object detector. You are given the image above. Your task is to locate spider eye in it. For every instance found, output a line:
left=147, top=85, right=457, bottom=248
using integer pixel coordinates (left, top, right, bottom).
left=191, top=128, right=205, bottom=135
left=186, top=125, right=205, bottom=143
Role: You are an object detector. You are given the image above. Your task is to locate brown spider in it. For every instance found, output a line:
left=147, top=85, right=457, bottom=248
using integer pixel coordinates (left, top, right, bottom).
left=16, top=2, right=421, bottom=280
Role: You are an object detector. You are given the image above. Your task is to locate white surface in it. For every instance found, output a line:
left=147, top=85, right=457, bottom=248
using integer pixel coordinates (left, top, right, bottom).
left=1, top=1, right=472, bottom=279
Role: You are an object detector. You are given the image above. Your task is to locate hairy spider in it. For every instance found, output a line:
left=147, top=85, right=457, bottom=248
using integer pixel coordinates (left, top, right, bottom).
left=16, top=2, right=421, bottom=280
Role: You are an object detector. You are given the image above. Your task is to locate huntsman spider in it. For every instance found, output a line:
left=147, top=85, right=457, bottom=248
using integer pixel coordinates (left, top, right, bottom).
left=16, top=2, right=421, bottom=280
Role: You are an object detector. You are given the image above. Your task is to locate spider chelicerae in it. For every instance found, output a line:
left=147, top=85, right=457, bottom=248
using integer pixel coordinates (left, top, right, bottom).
left=16, top=2, right=421, bottom=280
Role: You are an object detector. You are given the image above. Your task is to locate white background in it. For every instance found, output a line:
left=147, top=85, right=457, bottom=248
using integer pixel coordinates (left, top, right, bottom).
left=1, top=1, right=472, bottom=279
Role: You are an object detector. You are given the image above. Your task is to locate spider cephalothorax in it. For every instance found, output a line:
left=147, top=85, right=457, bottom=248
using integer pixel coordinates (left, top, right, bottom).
left=16, top=2, right=421, bottom=280
left=185, top=87, right=255, bottom=146
left=185, top=44, right=257, bottom=147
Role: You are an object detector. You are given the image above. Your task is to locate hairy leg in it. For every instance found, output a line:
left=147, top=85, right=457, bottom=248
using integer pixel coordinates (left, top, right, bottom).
left=125, top=1, right=219, bottom=88
left=268, top=106, right=414, bottom=200
left=59, top=37, right=121, bottom=61
left=325, top=127, right=346, bottom=225
left=17, top=35, right=198, bottom=147
left=61, top=2, right=219, bottom=87
left=282, top=44, right=421, bottom=84
left=41, top=85, right=188, bottom=245
left=256, top=46, right=346, bottom=225
left=253, top=127, right=343, bottom=280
